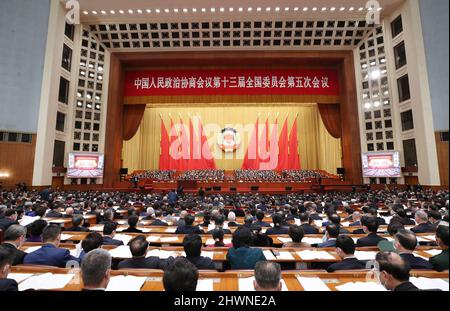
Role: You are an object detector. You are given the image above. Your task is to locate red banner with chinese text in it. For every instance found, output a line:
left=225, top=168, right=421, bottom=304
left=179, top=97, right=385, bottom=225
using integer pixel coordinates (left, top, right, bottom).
left=124, top=69, right=339, bottom=96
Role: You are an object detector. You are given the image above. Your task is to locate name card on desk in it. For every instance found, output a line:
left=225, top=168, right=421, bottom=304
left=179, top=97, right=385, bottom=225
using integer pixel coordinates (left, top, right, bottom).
left=146, top=249, right=178, bottom=259
left=60, top=234, right=73, bottom=241
left=109, top=245, right=132, bottom=258
left=8, top=273, right=34, bottom=283
left=425, top=249, right=442, bottom=256
left=160, top=237, right=180, bottom=243
left=336, top=282, right=387, bottom=291
left=354, top=251, right=377, bottom=261
left=263, top=250, right=277, bottom=260
left=18, top=273, right=75, bottom=291
left=147, top=236, right=160, bottom=243
left=296, top=250, right=335, bottom=260
left=89, top=225, right=104, bottom=231
left=164, top=228, right=177, bottom=233
left=302, top=237, right=323, bottom=245
left=114, top=234, right=133, bottom=245
left=106, top=275, right=147, bottom=291
left=297, top=277, right=331, bottom=291
left=277, top=237, right=292, bottom=244
left=410, top=277, right=449, bottom=291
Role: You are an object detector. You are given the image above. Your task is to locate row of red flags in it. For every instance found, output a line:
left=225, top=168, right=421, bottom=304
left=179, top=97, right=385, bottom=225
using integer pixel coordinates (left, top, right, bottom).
left=158, top=116, right=301, bottom=171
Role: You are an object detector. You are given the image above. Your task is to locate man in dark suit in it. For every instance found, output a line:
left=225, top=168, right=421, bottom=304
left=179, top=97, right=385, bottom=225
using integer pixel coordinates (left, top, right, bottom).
left=118, top=235, right=163, bottom=269
left=45, top=204, right=63, bottom=218
left=175, top=214, right=203, bottom=234
left=349, top=211, right=362, bottom=227
left=375, top=251, right=420, bottom=291
left=266, top=214, right=289, bottom=235
left=149, top=210, right=169, bottom=226
left=102, top=222, right=124, bottom=246
left=305, top=202, right=322, bottom=220
left=99, top=209, right=118, bottom=227
left=122, top=215, right=143, bottom=233
left=394, top=229, right=433, bottom=270
left=430, top=225, right=449, bottom=271
left=0, top=225, right=27, bottom=265
left=23, top=224, right=81, bottom=267
left=207, top=215, right=231, bottom=234
left=299, top=213, right=319, bottom=234
left=0, top=209, right=18, bottom=231
left=183, top=234, right=216, bottom=270
left=368, top=207, right=386, bottom=226
left=317, top=225, right=340, bottom=248
left=66, top=214, right=91, bottom=232
left=254, top=210, right=271, bottom=228
left=81, top=249, right=111, bottom=291
left=327, top=236, right=366, bottom=272
left=356, top=217, right=387, bottom=247
left=163, top=257, right=198, bottom=292
left=0, top=247, right=18, bottom=291
left=411, top=210, right=436, bottom=234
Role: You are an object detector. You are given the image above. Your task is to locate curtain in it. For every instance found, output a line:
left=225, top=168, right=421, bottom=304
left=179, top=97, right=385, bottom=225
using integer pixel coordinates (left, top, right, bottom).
left=318, top=104, right=341, bottom=139
left=122, top=104, right=342, bottom=173
left=123, top=105, right=146, bottom=141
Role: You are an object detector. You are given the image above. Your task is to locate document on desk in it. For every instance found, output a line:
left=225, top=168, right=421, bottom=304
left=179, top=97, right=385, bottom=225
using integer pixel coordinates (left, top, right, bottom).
left=294, top=219, right=301, bottom=226
left=425, top=249, right=442, bottom=256
left=160, top=237, right=180, bottom=243
left=24, top=246, right=41, bottom=253
left=89, top=225, right=104, bottom=231
left=336, top=282, right=387, bottom=291
left=60, top=234, right=73, bottom=241
left=422, top=235, right=436, bottom=241
left=19, top=216, right=40, bottom=227
left=18, top=273, right=75, bottom=291
left=296, top=250, right=335, bottom=260
left=109, top=245, right=132, bottom=258
left=196, top=279, right=215, bottom=291
left=48, top=219, right=67, bottom=223
left=275, top=251, right=295, bottom=260
left=297, top=277, right=331, bottom=291
left=116, top=220, right=128, bottom=225
left=263, top=250, right=277, bottom=260
left=165, top=227, right=177, bottom=233
left=238, top=277, right=288, bottom=291
left=410, top=277, right=449, bottom=291
left=114, top=234, right=133, bottom=245
left=139, top=227, right=152, bottom=233
left=201, top=251, right=214, bottom=259
left=277, top=237, right=292, bottom=244
left=302, top=237, right=323, bottom=245
left=354, top=251, right=377, bottom=261
left=106, top=275, right=147, bottom=291
left=147, top=236, right=160, bottom=243
left=8, top=273, right=34, bottom=283
left=313, top=220, right=323, bottom=227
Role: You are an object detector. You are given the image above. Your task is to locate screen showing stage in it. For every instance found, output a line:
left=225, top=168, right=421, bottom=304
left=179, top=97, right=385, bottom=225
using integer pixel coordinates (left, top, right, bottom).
left=67, top=153, right=104, bottom=178
left=362, top=152, right=401, bottom=178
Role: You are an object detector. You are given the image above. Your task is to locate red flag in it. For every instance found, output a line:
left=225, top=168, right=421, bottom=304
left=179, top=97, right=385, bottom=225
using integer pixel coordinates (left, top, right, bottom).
left=179, top=117, right=190, bottom=171
left=199, top=119, right=216, bottom=169
left=259, top=117, right=270, bottom=165
left=159, top=118, right=170, bottom=170
left=260, top=117, right=279, bottom=170
left=168, top=117, right=179, bottom=170
left=277, top=117, right=289, bottom=171
left=242, top=117, right=260, bottom=170
left=288, top=115, right=301, bottom=169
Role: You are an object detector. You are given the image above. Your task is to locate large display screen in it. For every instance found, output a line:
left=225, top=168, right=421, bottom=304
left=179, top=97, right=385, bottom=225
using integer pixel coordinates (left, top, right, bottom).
left=362, top=151, right=401, bottom=178
left=67, top=153, right=104, bottom=178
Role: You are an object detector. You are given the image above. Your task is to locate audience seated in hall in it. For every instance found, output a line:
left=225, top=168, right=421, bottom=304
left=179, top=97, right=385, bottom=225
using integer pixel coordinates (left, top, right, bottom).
left=26, top=219, right=48, bottom=243
left=163, top=257, right=198, bottom=292
left=391, top=206, right=416, bottom=226
left=378, top=222, right=405, bottom=252
left=175, top=214, right=203, bottom=234
left=429, top=225, right=449, bottom=271
left=81, top=249, right=111, bottom=291
left=208, top=215, right=231, bottom=234
left=375, top=251, right=420, bottom=291
left=23, top=224, right=81, bottom=267
left=227, top=227, right=266, bottom=269
left=253, top=262, right=282, bottom=291
left=255, top=210, right=271, bottom=227
left=282, top=225, right=310, bottom=248
left=182, top=234, right=216, bottom=270
left=251, top=224, right=274, bottom=247
left=0, top=209, right=19, bottom=231
left=356, top=217, right=388, bottom=247
left=102, top=222, right=124, bottom=246
left=67, top=214, right=91, bottom=232
left=266, top=213, right=289, bottom=235
left=299, top=212, right=320, bottom=234
left=0, top=247, right=18, bottom=292
left=150, top=210, right=169, bottom=226
left=393, top=229, right=433, bottom=270
left=428, top=210, right=442, bottom=230
left=118, top=235, right=163, bottom=270
left=0, top=225, right=27, bottom=266
left=327, top=236, right=366, bottom=272
left=317, top=224, right=340, bottom=248
left=122, top=215, right=143, bottom=233
left=411, top=210, right=436, bottom=234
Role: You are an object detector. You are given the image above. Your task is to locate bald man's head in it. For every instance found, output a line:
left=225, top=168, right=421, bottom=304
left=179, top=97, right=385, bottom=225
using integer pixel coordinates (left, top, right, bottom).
left=376, top=251, right=410, bottom=282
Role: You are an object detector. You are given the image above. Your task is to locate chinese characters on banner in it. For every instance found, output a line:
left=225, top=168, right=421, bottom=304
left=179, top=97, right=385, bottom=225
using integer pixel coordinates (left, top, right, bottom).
left=124, top=69, right=339, bottom=97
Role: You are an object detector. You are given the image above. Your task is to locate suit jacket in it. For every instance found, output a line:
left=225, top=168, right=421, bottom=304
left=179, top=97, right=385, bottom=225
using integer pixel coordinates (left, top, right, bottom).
left=393, top=282, right=420, bottom=291
left=175, top=225, right=203, bottom=234
left=266, top=226, right=289, bottom=235
left=309, top=213, right=323, bottom=221
left=227, top=221, right=239, bottom=227
left=317, top=239, right=337, bottom=248
left=0, top=218, right=18, bottom=231
left=121, top=227, right=143, bottom=233
left=102, top=236, right=124, bottom=246
left=391, top=216, right=415, bottom=226
left=411, top=222, right=436, bottom=234
left=356, top=233, right=388, bottom=247
left=0, top=278, right=18, bottom=291
left=327, top=257, right=367, bottom=272
left=45, top=210, right=63, bottom=218
left=0, top=242, right=27, bottom=265
left=300, top=223, right=320, bottom=234
left=149, top=219, right=168, bottom=226
left=185, top=256, right=216, bottom=270
left=429, top=249, right=449, bottom=272
left=226, top=247, right=266, bottom=269
left=23, top=244, right=81, bottom=268
left=255, top=221, right=272, bottom=228
left=400, top=253, right=433, bottom=270
left=349, top=221, right=361, bottom=227
left=118, top=256, right=162, bottom=270
left=66, top=226, right=91, bottom=232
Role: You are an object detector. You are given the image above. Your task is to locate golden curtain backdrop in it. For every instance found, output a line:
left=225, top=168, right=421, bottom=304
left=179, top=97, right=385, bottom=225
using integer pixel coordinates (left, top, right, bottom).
left=122, top=103, right=342, bottom=173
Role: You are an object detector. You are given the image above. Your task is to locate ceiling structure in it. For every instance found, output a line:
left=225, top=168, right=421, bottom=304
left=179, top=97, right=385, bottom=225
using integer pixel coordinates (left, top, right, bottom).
left=74, top=0, right=404, bottom=51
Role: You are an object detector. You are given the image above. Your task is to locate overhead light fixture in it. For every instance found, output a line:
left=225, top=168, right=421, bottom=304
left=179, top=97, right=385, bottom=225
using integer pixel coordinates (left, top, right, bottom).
left=192, top=8, right=197, bottom=12
left=340, top=7, right=345, bottom=11
left=364, top=102, right=372, bottom=109
left=257, top=7, right=262, bottom=12
left=219, top=7, right=225, bottom=12
left=164, top=9, right=170, bottom=13
left=0, top=172, right=10, bottom=178
left=119, top=10, right=124, bottom=14
left=128, top=9, right=133, bottom=14
left=238, top=7, right=243, bottom=12
left=201, top=8, right=206, bottom=12
left=374, top=101, right=381, bottom=107
left=92, top=11, right=97, bottom=15
left=349, top=7, right=354, bottom=11
left=370, top=69, right=381, bottom=80
left=330, top=7, right=336, bottom=11
left=211, top=8, right=216, bottom=12
left=303, top=7, right=308, bottom=11
left=183, top=8, right=188, bottom=13
left=312, top=7, right=317, bottom=11
left=275, top=7, right=280, bottom=12
left=229, top=7, right=234, bottom=12
left=101, top=10, right=106, bottom=15
left=83, top=11, right=89, bottom=15
left=173, top=8, right=178, bottom=13
left=294, top=7, right=299, bottom=11
left=154, top=9, right=160, bottom=13
left=285, top=7, right=290, bottom=11
left=266, top=7, right=271, bottom=12
left=137, top=9, right=143, bottom=14
left=110, top=10, right=115, bottom=14
left=247, top=7, right=252, bottom=12
left=358, top=7, right=364, bottom=11
left=321, top=7, right=327, bottom=11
